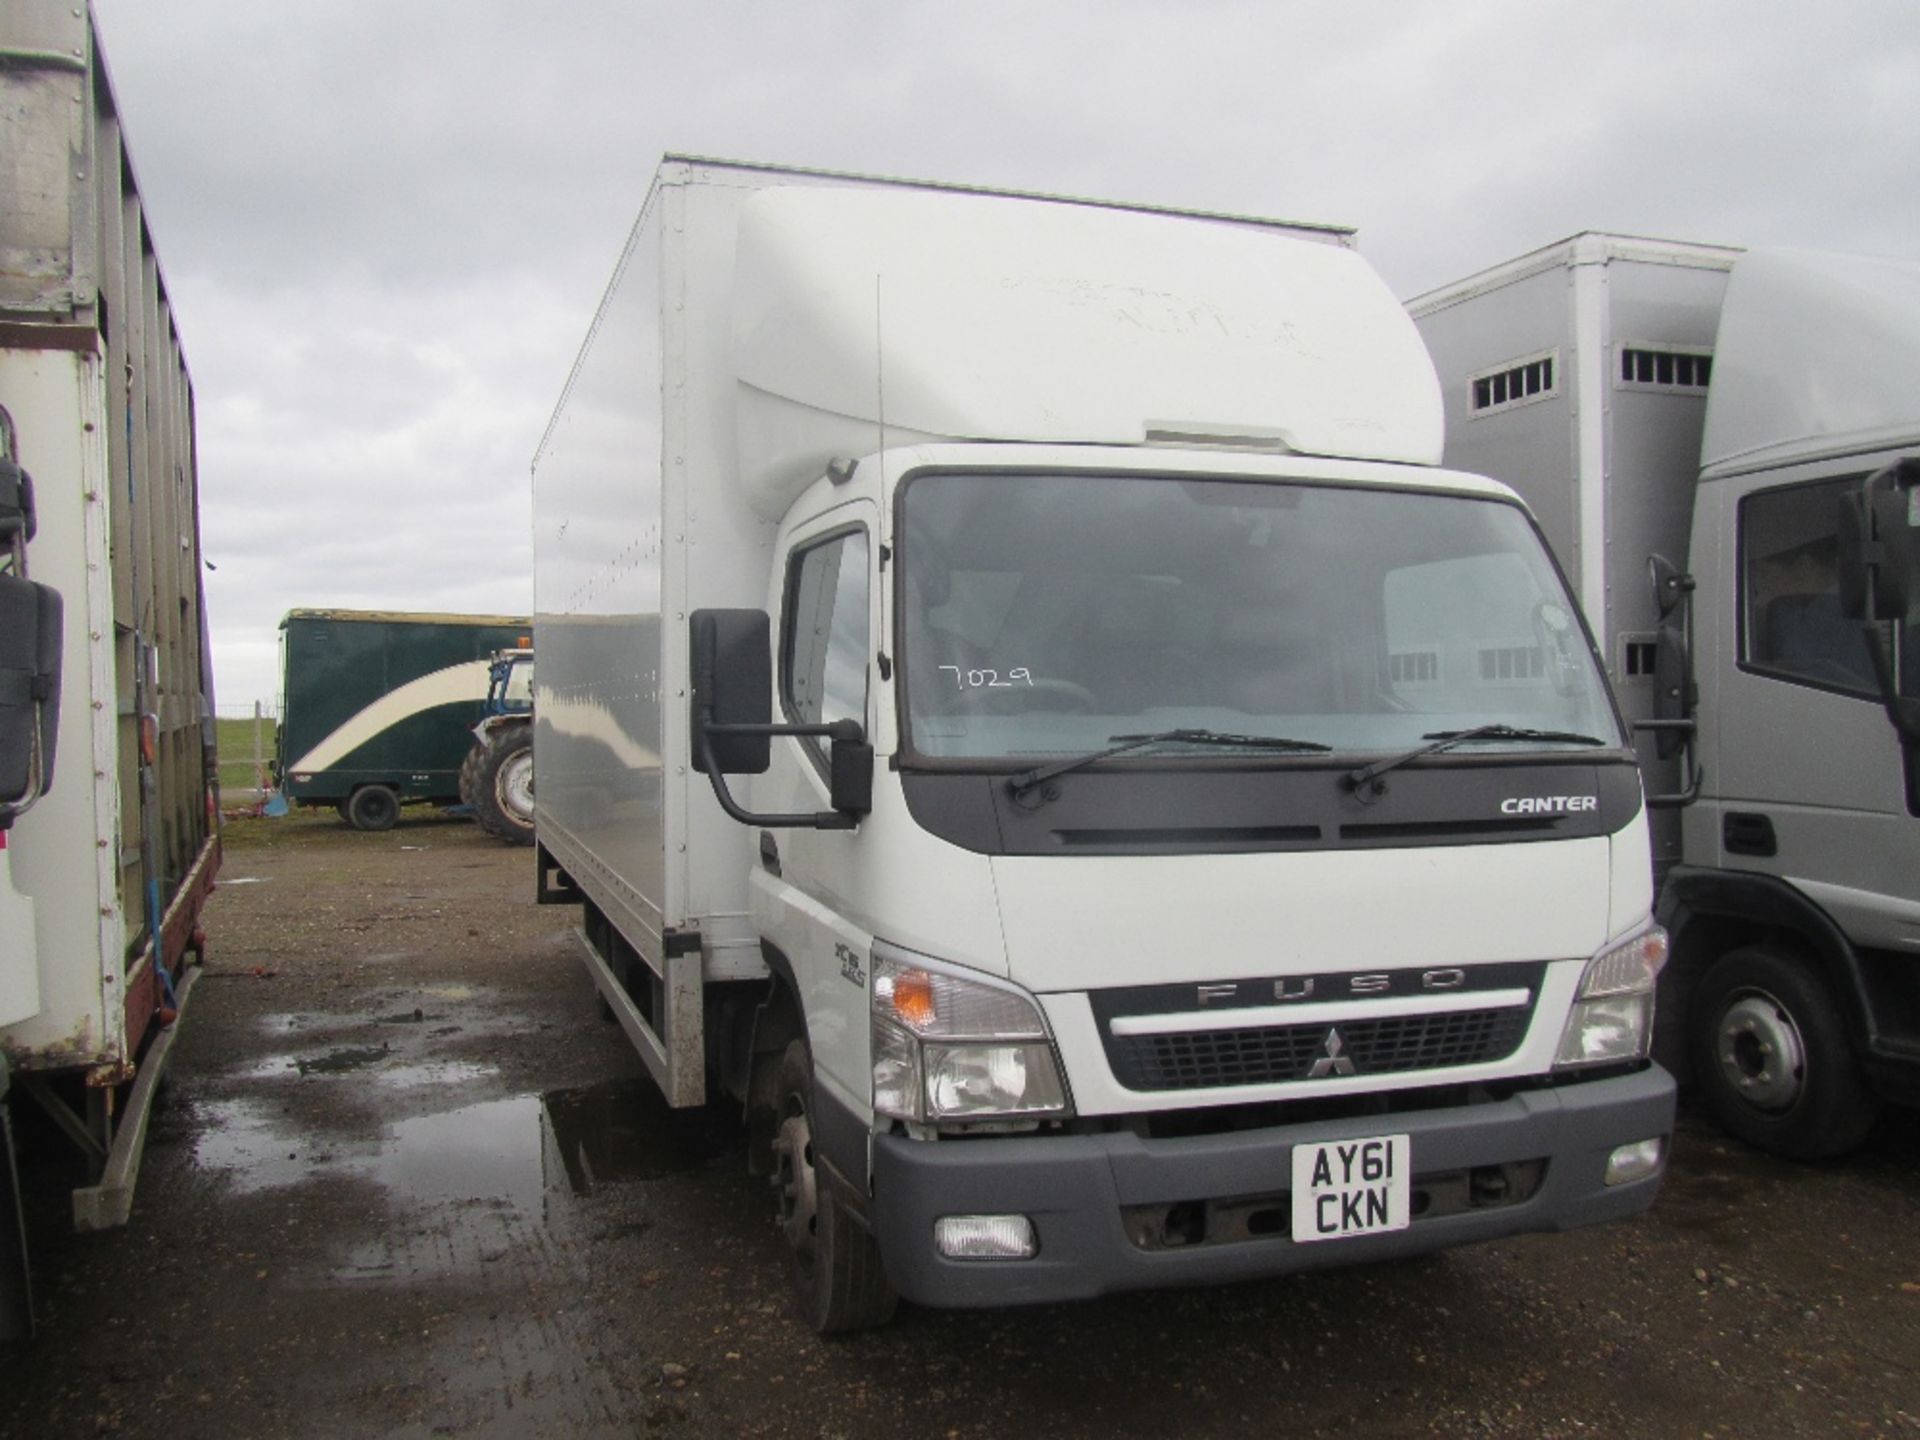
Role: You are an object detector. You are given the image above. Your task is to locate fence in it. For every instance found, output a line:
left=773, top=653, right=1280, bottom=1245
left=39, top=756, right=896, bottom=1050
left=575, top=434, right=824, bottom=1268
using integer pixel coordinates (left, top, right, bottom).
left=214, top=702, right=279, bottom=804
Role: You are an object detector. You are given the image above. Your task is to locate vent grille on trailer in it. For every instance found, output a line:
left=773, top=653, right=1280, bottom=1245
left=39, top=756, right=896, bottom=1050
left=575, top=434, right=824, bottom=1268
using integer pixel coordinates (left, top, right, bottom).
left=1469, top=351, right=1557, bottom=415
left=1619, top=345, right=1712, bottom=391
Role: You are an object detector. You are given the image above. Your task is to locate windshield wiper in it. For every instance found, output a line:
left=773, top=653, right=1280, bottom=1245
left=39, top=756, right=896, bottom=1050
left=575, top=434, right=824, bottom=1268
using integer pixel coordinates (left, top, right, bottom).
left=1008, top=729, right=1332, bottom=803
left=1344, top=723, right=1609, bottom=797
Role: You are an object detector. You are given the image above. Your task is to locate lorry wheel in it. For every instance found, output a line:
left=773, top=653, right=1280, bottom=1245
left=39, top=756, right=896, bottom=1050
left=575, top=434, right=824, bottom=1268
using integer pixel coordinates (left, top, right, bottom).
left=345, top=784, right=400, bottom=832
left=473, top=725, right=534, bottom=846
left=770, top=1039, right=896, bottom=1333
left=1690, top=946, right=1880, bottom=1160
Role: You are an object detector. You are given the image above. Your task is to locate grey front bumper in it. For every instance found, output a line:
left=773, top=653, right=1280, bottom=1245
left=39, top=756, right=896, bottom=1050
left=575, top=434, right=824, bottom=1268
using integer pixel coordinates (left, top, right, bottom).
left=871, top=1065, right=1675, bottom=1309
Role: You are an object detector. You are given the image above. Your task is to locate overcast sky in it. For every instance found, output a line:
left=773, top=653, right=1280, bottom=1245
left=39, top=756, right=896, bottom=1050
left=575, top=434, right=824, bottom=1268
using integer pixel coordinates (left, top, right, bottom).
left=85, top=1, right=1920, bottom=709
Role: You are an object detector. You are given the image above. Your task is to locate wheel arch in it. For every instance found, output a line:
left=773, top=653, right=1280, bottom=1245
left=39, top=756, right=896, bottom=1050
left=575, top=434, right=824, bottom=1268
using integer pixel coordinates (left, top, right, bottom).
left=743, top=942, right=872, bottom=1210
left=1656, top=866, right=1874, bottom=1085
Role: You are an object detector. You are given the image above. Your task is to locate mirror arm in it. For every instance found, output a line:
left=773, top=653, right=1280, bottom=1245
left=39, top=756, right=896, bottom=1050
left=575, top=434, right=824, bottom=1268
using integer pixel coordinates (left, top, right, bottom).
left=1633, top=716, right=1704, bottom=809
left=696, top=713, right=862, bottom=831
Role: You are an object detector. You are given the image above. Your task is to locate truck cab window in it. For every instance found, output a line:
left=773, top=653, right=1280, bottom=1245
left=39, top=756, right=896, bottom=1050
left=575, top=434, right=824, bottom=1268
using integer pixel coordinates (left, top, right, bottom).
left=1741, top=479, right=1880, bottom=695
left=784, top=529, right=870, bottom=750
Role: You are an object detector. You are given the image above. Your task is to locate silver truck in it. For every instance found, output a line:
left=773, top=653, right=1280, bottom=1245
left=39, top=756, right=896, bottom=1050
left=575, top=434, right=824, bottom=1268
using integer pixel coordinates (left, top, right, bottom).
left=1412, top=235, right=1920, bottom=1158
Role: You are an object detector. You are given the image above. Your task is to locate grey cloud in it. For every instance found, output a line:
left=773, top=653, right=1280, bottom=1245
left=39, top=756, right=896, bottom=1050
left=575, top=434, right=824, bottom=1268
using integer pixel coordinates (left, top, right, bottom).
left=85, top=0, right=1920, bottom=706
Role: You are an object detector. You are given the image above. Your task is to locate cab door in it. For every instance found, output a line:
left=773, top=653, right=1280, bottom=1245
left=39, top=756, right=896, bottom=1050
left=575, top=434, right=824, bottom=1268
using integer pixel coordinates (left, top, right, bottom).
left=1702, top=462, right=1920, bottom=947
left=750, top=501, right=880, bottom=1113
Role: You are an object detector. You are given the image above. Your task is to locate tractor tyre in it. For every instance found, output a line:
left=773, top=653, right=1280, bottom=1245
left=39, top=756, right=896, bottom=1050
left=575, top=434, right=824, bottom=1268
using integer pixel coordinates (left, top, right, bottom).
left=472, top=723, right=534, bottom=846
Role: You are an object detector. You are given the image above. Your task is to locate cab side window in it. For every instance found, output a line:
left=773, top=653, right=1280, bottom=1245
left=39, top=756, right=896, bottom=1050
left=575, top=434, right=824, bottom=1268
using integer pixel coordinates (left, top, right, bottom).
left=784, top=529, right=870, bottom=754
left=1741, top=478, right=1878, bottom=695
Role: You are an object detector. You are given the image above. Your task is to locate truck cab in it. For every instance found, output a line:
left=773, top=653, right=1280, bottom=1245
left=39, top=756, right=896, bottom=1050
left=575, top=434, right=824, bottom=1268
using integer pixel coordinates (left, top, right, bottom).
left=1660, top=248, right=1920, bottom=1156
left=1410, top=238, right=1920, bottom=1159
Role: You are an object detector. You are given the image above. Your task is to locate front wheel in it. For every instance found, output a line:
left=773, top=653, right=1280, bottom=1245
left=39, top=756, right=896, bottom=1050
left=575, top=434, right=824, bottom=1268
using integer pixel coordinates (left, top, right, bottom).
left=769, top=1039, right=896, bottom=1333
left=1690, top=945, right=1880, bottom=1159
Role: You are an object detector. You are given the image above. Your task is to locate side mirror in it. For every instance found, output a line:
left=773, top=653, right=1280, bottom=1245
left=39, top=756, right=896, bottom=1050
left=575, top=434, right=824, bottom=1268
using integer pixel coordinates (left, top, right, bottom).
left=0, top=572, right=64, bottom=823
left=1632, top=557, right=1701, bottom=808
left=0, top=461, right=36, bottom=544
left=1838, top=457, right=1920, bottom=622
left=687, top=609, right=870, bottom=830
left=1650, top=622, right=1693, bottom=760
left=1647, top=553, right=1692, bottom=621
left=689, top=609, right=772, bottom=775
left=1837, top=458, right=1920, bottom=744
left=828, top=731, right=874, bottom=814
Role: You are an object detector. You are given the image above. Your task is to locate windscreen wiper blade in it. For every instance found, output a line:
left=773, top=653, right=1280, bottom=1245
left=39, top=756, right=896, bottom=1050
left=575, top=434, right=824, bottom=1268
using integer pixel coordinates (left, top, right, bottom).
left=1008, top=728, right=1331, bottom=802
left=1344, top=722, right=1608, bottom=795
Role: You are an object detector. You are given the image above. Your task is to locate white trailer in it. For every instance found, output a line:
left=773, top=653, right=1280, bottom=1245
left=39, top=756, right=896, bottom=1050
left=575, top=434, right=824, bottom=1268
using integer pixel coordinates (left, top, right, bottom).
left=1411, top=236, right=1920, bottom=1159
left=534, top=159, right=1675, bottom=1330
left=1, top=0, right=220, bottom=1338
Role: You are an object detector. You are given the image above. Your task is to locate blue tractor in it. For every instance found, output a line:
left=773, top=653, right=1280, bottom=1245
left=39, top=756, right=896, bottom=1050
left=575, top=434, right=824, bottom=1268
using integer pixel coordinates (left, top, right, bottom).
left=459, top=648, right=533, bottom=845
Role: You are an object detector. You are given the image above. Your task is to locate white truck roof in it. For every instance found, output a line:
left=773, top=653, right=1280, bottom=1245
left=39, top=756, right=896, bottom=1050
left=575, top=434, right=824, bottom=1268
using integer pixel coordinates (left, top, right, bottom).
left=731, top=180, right=1445, bottom=508
left=1700, top=246, right=1920, bottom=480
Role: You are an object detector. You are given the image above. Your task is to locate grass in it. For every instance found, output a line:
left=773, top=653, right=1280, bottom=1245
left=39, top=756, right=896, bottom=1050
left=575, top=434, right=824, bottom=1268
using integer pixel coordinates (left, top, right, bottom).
left=216, top=714, right=278, bottom=795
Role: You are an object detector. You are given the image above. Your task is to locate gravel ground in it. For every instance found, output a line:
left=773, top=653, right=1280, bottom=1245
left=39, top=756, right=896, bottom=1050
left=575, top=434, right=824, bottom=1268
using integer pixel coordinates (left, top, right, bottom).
left=3, top=810, right=1917, bottom=1438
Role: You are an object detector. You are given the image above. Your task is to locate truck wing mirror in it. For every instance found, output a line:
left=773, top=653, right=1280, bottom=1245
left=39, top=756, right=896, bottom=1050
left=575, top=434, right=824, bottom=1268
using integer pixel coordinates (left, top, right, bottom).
left=688, top=609, right=871, bottom=830
left=0, top=462, right=36, bottom=544
left=1838, top=458, right=1920, bottom=622
left=1633, top=559, right=1702, bottom=808
left=1837, top=458, right=1920, bottom=743
left=1650, top=622, right=1694, bottom=761
left=1647, top=553, right=1692, bottom=622
left=689, top=609, right=773, bottom=776
left=0, top=573, right=64, bottom=826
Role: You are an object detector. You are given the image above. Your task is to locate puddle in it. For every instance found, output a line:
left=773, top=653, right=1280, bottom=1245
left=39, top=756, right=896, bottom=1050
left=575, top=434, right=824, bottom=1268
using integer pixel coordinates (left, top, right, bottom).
left=542, top=1077, right=735, bottom=1195
left=191, top=1096, right=350, bottom=1193
left=378, top=1096, right=550, bottom=1211
left=373, top=1059, right=497, bottom=1089
left=188, top=1071, right=743, bottom=1287
left=295, top=1044, right=391, bottom=1076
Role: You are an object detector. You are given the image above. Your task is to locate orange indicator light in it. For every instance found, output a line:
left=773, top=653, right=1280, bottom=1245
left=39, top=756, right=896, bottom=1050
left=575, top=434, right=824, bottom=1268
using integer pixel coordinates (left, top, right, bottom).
left=892, top=969, right=938, bottom=1031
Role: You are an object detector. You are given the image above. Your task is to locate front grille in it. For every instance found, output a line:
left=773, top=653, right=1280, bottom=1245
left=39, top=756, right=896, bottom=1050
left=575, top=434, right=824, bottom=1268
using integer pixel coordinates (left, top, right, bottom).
left=1104, top=1006, right=1532, bottom=1091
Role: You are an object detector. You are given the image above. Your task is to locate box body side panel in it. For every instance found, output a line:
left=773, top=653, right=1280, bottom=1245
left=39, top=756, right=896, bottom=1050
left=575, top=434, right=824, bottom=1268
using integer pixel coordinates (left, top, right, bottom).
left=1415, top=265, right=1580, bottom=575
left=533, top=191, right=672, bottom=951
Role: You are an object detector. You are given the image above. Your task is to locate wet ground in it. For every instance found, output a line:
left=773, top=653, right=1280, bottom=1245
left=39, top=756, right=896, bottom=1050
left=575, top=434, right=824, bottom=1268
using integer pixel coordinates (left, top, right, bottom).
left=3, top=810, right=1919, bottom=1438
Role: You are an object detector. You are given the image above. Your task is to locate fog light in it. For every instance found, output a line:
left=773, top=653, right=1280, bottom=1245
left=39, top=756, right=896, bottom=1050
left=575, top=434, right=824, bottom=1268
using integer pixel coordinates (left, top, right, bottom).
left=934, top=1214, right=1037, bottom=1260
left=1604, top=1137, right=1665, bottom=1186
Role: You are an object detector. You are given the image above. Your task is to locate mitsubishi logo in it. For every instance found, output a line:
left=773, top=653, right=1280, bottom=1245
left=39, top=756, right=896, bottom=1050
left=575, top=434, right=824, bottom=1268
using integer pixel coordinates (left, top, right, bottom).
left=1307, top=1028, right=1357, bottom=1078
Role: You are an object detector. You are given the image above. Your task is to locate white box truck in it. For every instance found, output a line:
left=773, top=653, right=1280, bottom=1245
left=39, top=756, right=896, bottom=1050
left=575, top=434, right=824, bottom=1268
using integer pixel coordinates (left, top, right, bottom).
left=532, top=158, right=1675, bottom=1331
left=1411, top=235, right=1920, bottom=1159
left=1, top=0, right=220, bottom=1338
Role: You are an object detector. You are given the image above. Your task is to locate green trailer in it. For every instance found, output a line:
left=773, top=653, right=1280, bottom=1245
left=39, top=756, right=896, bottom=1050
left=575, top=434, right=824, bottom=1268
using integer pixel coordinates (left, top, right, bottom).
left=277, top=610, right=530, bottom=830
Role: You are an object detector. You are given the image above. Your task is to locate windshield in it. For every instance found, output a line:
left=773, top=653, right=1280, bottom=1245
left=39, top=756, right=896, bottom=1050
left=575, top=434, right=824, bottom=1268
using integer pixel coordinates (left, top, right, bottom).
left=899, top=471, right=1623, bottom=762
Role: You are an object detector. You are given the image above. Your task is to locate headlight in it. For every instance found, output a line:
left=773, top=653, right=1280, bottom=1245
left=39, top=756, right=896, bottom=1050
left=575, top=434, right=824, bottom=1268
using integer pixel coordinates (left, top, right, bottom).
left=871, top=944, right=1071, bottom=1122
left=1554, top=922, right=1669, bottom=1068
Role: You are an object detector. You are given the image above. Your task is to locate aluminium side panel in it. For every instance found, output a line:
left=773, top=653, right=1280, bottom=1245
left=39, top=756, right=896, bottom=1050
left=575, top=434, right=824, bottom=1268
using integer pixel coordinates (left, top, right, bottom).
left=1412, top=252, right=1582, bottom=607
left=667, top=167, right=792, bottom=979
left=1596, top=253, right=1731, bottom=705
left=532, top=184, right=671, bottom=962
